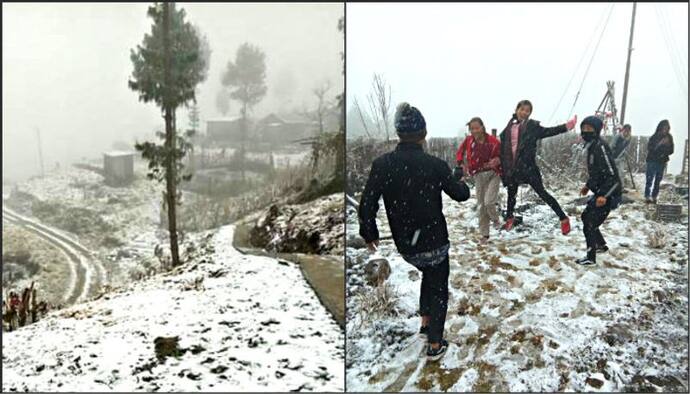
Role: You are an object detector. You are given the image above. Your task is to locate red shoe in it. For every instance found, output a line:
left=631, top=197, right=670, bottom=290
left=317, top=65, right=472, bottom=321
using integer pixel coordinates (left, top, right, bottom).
left=502, top=217, right=515, bottom=231
left=560, top=217, right=571, bottom=235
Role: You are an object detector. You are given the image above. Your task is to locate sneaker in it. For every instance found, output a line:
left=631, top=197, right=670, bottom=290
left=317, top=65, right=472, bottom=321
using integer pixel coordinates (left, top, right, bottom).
left=645, top=198, right=652, bottom=204
left=575, top=256, right=596, bottom=266
left=596, top=245, right=608, bottom=254
left=560, top=217, right=571, bottom=235
left=502, top=217, right=515, bottom=231
left=426, top=339, right=449, bottom=361
left=419, top=325, right=429, bottom=339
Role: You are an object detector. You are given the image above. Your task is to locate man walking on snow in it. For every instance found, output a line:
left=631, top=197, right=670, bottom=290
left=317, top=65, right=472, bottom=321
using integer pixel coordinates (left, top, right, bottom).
left=358, top=102, right=470, bottom=361
left=576, top=115, right=622, bottom=265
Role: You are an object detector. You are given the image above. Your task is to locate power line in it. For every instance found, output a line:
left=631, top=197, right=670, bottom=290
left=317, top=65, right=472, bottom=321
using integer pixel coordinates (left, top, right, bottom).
left=660, top=5, right=688, bottom=81
left=547, top=3, right=613, bottom=124
left=655, top=4, right=688, bottom=102
left=567, top=3, right=616, bottom=118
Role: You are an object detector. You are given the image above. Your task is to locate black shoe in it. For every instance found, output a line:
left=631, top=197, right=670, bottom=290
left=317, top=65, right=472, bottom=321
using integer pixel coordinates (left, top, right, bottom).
left=426, top=339, right=449, bottom=361
left=575, top=256, right=596, bottom=266
left=595, top=245, right=608, bottom=253
left=419, top=325, right=429, bottom=339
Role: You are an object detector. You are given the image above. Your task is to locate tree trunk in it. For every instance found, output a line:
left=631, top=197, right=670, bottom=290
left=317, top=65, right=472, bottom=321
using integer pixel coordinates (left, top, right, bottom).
left=240, top=102, right=247, bottom=182
left=163, top=3, right=180, bottom=267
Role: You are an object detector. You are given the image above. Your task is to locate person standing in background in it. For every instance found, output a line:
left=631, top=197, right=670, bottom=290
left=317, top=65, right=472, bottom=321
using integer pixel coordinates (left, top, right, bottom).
left=645, top=120, right=674, bottom=204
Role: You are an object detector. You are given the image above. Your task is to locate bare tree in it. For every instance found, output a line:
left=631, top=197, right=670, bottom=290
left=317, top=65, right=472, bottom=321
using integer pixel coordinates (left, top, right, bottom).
left=352, top=97, right=373, bottom=139
left=366, top=73, right=392, bottom=142
left=312, top=80, right=332, bottom=135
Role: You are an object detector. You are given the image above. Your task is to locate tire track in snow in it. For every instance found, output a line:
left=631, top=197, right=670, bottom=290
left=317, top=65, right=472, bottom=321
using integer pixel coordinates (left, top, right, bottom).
left=2, top=206, right=107, bottom=304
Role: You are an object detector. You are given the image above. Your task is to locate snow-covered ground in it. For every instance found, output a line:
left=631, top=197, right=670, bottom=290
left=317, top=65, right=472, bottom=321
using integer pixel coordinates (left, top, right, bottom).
left=4, top=164, right=171, bottom=290
left=346, top=175, right=688, bottom=392
left=2, top=225, right=344, bottom=392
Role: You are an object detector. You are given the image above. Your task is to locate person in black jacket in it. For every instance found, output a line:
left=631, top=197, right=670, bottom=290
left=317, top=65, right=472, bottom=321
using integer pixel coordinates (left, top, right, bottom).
left=499, top=100, right=577, bottom=234
left=576, top=115, right=623, bottom=266
left=358, top=102, right=470, bottom=361
left=645, top=120, right=674, bottom=203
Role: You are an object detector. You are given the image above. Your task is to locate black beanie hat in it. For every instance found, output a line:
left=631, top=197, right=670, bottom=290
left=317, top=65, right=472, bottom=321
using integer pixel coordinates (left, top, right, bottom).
left=394, top=102, right=426, bottom=134
left=580, top=115, right=604, bottom=134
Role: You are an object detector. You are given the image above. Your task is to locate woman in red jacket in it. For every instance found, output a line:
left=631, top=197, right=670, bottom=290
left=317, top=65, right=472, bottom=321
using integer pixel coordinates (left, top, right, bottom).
left=457, top=117, right=502, bottom=243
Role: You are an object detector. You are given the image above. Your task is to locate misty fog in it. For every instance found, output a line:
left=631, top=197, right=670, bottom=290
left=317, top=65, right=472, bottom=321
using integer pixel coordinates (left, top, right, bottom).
left=346, top=2, right=688, bottom=174
left=3, top=3, right=344, bottom=182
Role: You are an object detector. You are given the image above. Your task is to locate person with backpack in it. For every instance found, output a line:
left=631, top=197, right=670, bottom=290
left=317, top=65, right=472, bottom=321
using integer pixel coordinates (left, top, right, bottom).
left=456, top=117, right=502, bottom=243
left=576, top=115, right=623, bottom=265
left=358, top=102, right=470, bottom=361
left=499, top=99, right=577, bottom=234
left=645, top=119, right=674, bottom=204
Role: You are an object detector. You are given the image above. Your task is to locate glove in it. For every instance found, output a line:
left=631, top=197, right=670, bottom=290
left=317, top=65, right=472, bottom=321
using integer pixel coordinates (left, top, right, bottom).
left=487, top=157, right=500, bottom=169
left=566, top=115, right=577, bottom=130
left=595, top=196, right=607, bottom=207
left=580, top=186, right=589, bottom=196
left=452, top=166, right=464, bottom=181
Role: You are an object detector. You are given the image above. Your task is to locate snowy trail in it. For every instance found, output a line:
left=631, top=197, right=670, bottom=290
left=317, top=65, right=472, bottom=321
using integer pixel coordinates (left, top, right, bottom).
left=2, top=225, right=344, bottom=392
left=2, top=206, right=107, bottom=304
left=346, top=187, right=688, bottom=392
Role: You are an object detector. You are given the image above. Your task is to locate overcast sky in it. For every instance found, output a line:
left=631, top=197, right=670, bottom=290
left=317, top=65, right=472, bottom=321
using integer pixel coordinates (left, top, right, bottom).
left=3, top=3, right=343, bottom=182
left=347, top=2, right=688, bottom=174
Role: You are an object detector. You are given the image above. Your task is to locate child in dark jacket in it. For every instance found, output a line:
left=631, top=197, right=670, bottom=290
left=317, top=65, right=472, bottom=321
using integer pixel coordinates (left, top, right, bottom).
left=576, top=115, right=623, bottom=265
left=499, top=99, right=577, bottom=234
left=359, top=102, right=470, bottom=361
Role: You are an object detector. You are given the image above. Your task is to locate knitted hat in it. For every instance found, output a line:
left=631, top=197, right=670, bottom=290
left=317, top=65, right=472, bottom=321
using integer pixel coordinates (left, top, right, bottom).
left=394, top=102, right=426, bottom=134
left=580, top=115, right=603, bottom=134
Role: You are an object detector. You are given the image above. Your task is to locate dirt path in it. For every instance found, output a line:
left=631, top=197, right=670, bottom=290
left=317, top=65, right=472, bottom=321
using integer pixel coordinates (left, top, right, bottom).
left=2, top=206, right=107, bottom=304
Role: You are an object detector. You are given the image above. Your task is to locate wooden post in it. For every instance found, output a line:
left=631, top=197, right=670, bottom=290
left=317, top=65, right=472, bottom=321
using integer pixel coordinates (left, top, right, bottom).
left=620, top=2, right=637, bottom=125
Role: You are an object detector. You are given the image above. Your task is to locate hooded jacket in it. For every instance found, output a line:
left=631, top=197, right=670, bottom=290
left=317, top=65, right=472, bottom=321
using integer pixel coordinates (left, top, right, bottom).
left=358, top=142, right=470, bottom=255
left=646, top=131, right=674, bottom=164
left=581, top=116, right=622, bottom=206
left=499, top=116, right=568, bottom=185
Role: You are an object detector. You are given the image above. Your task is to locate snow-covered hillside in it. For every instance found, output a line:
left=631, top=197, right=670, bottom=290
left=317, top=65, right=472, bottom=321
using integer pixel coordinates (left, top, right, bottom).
left=346, top=178, right=688, bottom=392
left=2, top=226, right=344, bottom=392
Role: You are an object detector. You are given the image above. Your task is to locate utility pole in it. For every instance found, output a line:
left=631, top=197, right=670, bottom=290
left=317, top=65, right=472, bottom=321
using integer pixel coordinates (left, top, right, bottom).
left=35, top=127, right=45, bottom=178
left=620, top=2, right=637, bottom=125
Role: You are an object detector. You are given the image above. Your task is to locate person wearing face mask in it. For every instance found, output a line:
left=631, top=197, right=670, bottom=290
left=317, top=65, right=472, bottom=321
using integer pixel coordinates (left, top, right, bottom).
left=359, top=102, right=471, bottom=361
left=576, top=115, right=623, bottom=266
left=645, top=119, right=674, bottom=204
left=456, top=117, right=502, bottom=244
left=499, top=99, right=577, bottom=234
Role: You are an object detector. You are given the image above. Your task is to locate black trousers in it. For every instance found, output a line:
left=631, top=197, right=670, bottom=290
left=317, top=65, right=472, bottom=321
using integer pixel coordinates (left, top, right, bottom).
left=506, top=172, right=567, bottom=220
left=417, top=254, right=449, bottom=344
left=402, top=245, right=450, bottom=344
left=581, top=200, right=611, bottom=261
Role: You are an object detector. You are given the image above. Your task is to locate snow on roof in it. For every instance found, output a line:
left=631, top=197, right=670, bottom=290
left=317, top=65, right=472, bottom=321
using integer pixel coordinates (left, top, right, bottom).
left=103, top=151, right=135, bottom=157
left=206, top=116, right=242, bottom=122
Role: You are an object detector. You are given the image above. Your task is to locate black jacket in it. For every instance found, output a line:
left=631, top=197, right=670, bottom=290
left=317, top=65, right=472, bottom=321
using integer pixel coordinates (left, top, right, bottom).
left=499, top=117, right=568, bottom=185
left=646, top=132, right=674, bottom=163
left=358, top=142, right=470, bottom=255
left=586, top=137, right=622, bottom=204
left=611, top=133, right=631, bottom=160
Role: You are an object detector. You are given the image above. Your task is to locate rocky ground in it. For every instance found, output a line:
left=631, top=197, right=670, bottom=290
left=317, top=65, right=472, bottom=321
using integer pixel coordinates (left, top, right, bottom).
left=244, top=193, right=344, bottom=255
left=2, top=225, right=344, bottom=392
left=345, top=174, right=688, bottom=392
